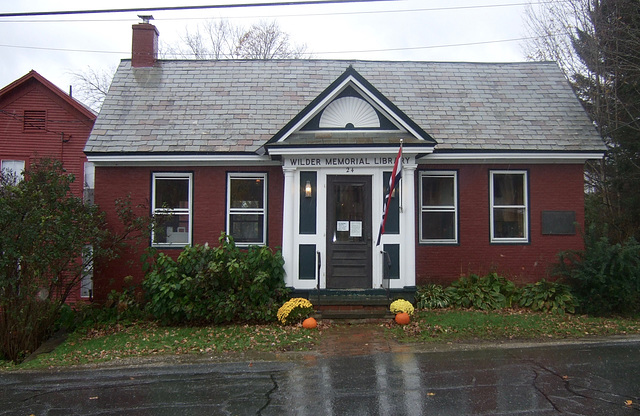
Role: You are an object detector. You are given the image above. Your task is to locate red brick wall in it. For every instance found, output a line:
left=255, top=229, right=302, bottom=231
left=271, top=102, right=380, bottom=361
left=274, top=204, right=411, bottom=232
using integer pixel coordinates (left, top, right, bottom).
left=95, top=162, right=585, bottom=298
left=93, top=165, right=284, bottom=300
left=415, top=163, right=586, bottom=286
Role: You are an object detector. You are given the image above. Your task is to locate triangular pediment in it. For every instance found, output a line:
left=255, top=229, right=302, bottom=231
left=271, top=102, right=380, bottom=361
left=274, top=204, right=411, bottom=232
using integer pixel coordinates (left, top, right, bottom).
left=266, top=66, right=436, bottom=148
left=0, top=70, right=96, bottom=121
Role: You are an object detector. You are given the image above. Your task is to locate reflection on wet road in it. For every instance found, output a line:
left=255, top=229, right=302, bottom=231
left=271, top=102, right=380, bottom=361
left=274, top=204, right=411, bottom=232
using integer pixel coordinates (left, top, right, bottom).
left=1, top=337, right=639, bottom=415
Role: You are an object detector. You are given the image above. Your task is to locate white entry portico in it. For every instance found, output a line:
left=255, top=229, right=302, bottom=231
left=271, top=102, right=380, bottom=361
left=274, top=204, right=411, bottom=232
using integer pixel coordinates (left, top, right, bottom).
left=275, top=149, right=420, bottom=290
left=264, top=66, right=436, bottom=290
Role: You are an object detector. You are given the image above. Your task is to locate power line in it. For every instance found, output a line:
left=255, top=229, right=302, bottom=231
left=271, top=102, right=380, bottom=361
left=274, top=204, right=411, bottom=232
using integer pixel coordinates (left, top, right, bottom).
left=1, top=1, right=545, bottom=23
left=0, top=34, right=552, bottom=57
left=311, top=36, right=541, bottom=56
left=0, top=0, right=404, bottom=18
left=0, top=43, right=126, bottom=55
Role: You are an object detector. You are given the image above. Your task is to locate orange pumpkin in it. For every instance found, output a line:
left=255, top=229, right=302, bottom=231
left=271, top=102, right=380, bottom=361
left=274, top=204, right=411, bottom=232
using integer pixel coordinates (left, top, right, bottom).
left=302, top=317, right=317, bottom=329
left=395, top=312, right=410, bottom=325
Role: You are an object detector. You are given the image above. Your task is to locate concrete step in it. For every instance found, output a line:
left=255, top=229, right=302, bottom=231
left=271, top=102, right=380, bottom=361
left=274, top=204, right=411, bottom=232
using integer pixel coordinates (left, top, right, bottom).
left=314, top=302, right=394, bottom=320
left=314, top=309, right=394, bottom=321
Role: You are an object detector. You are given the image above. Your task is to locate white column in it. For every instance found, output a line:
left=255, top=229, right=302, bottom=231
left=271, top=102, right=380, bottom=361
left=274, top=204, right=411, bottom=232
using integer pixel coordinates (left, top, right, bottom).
left=282, top=167, right=296, bottom=287
left=401, top=163, right=417, bottom=287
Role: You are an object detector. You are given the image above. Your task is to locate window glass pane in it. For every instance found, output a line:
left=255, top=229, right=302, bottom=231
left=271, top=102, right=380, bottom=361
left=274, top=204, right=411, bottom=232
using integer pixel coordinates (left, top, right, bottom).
left=231, top=178, right=264, bottom=209
left=230, top=214, right=264, bottom=243
left=493, top=208, right=525, bottom=238
left=81, top=246, right=93, bottom=298
left=155, top=178, right=189, bottom=209
left=1, top=160, right=25, bottom=184
left=84, top=162, right=95, bottom=188
left=422, top=212, right=455, bottom=240
left=333, top=183, right=364, bottom=243
left=422, top=176, right=454, bottom=206
left=493, top=174, right=524, bottom=205
left=153, top=213, right=190, bottom=244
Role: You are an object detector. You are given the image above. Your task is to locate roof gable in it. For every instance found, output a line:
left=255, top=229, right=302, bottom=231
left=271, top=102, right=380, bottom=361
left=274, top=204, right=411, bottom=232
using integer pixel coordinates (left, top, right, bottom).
left=266, top=66, right=437, bottom=147
left=0, top=70, right=96, bottom=122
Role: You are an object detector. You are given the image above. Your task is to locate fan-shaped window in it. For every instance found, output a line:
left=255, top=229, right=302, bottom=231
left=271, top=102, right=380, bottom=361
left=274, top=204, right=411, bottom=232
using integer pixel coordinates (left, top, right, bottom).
left=319, top=97, right=380, bottom=129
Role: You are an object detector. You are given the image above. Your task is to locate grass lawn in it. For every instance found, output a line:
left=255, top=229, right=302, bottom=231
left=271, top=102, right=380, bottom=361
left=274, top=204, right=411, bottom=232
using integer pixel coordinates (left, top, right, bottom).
left=389, top=309, right=640, bottom=343
left=1, top=322, right=319, bottom=370
left=3, top=309, right=640, bottom=370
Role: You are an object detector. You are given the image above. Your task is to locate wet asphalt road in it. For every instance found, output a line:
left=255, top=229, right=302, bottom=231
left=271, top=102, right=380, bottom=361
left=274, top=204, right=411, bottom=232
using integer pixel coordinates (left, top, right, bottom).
left=1, top=338, right=639, bottom=415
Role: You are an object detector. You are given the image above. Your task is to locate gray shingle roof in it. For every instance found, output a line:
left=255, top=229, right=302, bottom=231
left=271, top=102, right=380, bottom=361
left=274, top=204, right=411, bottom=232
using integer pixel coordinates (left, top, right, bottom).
left=85, top=59, right=605, bottom=155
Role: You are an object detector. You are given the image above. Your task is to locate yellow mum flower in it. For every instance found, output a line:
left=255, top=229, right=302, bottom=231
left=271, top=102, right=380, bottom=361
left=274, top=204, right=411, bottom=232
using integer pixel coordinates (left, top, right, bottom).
left=390, top=299, right=414, bottom=316
left=277, top=298, right=314, bottom=325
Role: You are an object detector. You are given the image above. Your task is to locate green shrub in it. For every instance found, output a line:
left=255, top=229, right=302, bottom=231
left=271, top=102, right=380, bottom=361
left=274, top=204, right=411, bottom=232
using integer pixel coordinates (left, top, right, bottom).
left=415, top=284, right=450, bottom=309
left=54, top=285, right=147, bottom=333
left=446, top=273, right=517, bottom=311
left=519, top=279, right=576, bottom=314
left=555, top=226, right=640, bottom=316
left=143, top=234, right=288, bottom=325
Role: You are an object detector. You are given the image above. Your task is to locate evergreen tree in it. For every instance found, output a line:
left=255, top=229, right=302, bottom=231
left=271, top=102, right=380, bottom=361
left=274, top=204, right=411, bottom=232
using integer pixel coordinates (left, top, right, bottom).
left=572, top=0, right=640, bottom=241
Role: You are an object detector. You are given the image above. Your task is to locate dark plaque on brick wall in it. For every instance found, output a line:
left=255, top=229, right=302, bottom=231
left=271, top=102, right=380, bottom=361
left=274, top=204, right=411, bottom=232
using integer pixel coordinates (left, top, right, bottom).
left=542, top=211, right=576, bottom=235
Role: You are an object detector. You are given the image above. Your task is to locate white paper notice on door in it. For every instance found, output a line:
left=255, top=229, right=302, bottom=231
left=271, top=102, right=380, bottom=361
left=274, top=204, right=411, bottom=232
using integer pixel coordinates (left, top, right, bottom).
left=337, top=221, right=349, bottom=232
left=350, top=221, right=362, bottom=237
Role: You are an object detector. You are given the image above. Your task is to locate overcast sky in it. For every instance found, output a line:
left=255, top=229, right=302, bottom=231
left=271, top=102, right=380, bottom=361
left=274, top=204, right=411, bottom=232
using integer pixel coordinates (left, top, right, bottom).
left=0, top=0, right=537, bottom=97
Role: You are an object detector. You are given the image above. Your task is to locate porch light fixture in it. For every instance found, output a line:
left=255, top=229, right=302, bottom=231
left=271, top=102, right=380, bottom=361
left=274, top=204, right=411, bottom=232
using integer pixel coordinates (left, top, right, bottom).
left=305, top=180, right=312, bottom=198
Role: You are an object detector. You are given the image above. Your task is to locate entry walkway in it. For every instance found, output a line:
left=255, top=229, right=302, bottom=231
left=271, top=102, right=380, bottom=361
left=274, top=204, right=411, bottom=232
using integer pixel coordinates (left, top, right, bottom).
left=312, top=322, right=412, bottom=356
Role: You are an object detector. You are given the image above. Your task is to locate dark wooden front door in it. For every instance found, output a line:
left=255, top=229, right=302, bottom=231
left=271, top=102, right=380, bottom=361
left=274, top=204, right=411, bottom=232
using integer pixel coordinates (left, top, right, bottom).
left=326, top=175, right=372, bottom=289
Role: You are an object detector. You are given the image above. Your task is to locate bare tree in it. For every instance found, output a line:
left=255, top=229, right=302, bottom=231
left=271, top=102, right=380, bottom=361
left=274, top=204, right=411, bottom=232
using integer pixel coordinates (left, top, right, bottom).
left=70, top=20, right=307, bottom=111
left=524, top=0, right=640, bottom=242
left=522, top=0, right=594, bottom=79
left=68, top=65, right=116, bottom=112
left=235, top=21, right=308, bottom=59
left=166, top=19, right=308, bottom=60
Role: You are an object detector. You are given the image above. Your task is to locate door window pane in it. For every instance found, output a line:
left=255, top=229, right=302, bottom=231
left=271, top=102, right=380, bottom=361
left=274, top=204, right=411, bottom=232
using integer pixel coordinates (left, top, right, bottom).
left=333, top=183, right=364, bottom=243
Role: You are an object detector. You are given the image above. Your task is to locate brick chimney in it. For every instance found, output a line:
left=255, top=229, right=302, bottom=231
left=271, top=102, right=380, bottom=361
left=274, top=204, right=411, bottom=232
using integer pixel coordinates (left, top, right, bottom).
left=132, top=16, right=159, bottom=67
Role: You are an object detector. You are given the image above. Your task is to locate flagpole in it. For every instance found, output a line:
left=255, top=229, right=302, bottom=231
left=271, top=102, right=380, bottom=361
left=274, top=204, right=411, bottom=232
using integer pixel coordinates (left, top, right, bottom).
left=399, top=138, right=403, bottom=212
left=376, top=139, right=404, bottom=247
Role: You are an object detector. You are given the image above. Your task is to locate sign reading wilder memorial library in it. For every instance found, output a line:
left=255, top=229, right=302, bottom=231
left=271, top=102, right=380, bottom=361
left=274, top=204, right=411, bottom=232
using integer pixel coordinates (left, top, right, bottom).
left=286, top=156, right=412, bottom=168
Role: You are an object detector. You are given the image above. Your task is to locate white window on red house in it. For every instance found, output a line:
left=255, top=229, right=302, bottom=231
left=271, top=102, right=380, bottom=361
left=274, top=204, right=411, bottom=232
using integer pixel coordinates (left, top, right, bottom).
left=151, top=172, right=192, bottom=247
left=227, top=173, right=267, bottom=246
left=490, top=170, right=529, bottom=243
left=420, top=171, right=458, bottom=244
left=83, top=162, right=95, bottom=205
left=1, top=159, right=25, bottom=184
left=80, top=245, right=93, bottom=299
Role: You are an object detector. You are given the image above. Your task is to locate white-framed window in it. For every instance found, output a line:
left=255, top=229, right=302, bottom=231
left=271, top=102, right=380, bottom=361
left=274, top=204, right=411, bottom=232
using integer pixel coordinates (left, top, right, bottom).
left=419, top=171, right=458, bottom=244
left=1, top=160, right=25, bottom=184
left=227, top=173, right=267, bottom=246
left=151, top=172, right=193, bottom=247
left=490, top=170, right=529, bottom=243
left=80, top=246, right=93, bottom=299
left=83, top=161, right=95, bottom=205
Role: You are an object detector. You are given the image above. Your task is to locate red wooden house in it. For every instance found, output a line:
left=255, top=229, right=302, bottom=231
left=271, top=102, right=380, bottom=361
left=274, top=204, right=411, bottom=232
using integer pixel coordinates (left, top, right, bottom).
left=85, top=22, right=605, bottom=302
left=0, top=70, right=97, bottom=302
